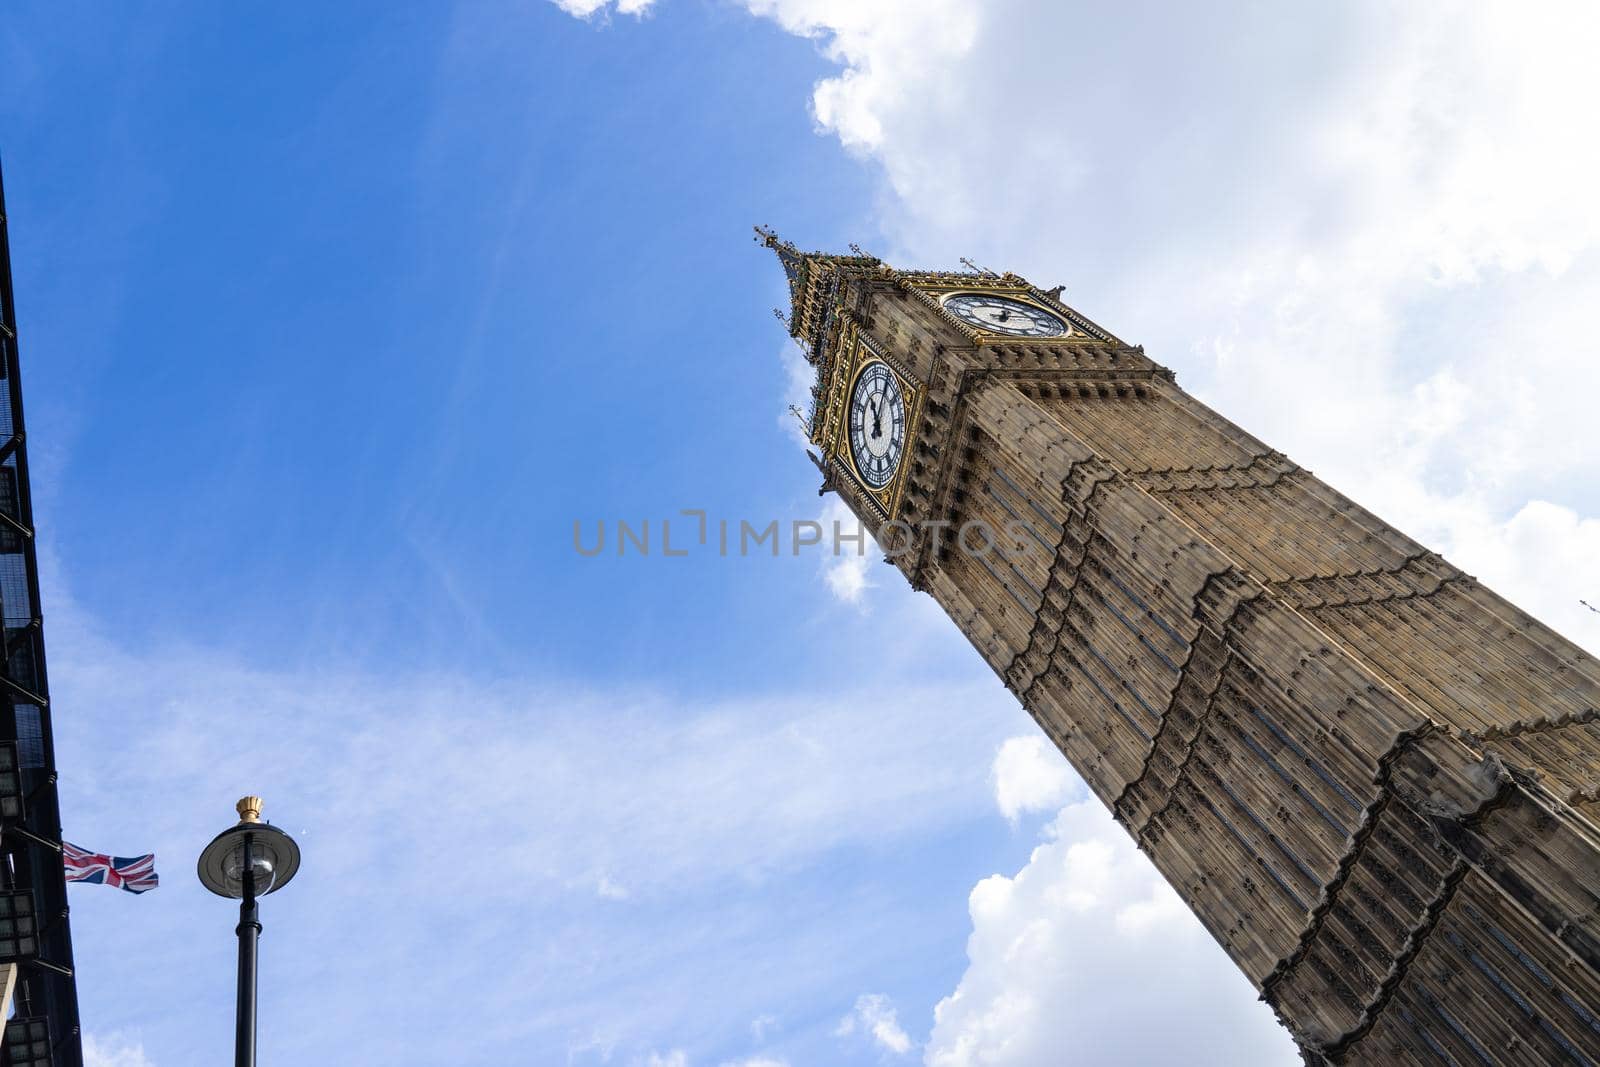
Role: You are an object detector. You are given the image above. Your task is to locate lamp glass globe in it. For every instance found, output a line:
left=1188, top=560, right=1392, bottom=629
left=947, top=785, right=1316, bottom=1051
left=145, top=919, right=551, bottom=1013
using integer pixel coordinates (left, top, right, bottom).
left=223, top=845, right=277, bottom=895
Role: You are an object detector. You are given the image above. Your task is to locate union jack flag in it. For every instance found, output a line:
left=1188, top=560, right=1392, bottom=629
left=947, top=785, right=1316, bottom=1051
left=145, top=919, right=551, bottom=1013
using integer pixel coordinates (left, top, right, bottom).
left=62, top=842, right=159, bottom=894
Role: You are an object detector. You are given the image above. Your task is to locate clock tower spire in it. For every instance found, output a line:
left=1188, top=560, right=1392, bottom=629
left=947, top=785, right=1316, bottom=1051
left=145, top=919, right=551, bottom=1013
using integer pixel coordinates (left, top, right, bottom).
left=762, top=241, right=1600, bottom=1064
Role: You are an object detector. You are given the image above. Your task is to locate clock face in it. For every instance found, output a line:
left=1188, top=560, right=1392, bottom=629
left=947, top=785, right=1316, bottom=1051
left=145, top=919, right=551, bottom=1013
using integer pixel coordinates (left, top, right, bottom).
left=848, top=361, right=906, bottom=490
left=942, top=293, right=1068, bottom=337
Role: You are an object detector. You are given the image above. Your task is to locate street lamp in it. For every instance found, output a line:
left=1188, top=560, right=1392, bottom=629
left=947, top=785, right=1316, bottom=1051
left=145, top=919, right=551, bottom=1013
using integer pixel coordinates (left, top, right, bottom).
left=198, top=796, right=301, bottom=1067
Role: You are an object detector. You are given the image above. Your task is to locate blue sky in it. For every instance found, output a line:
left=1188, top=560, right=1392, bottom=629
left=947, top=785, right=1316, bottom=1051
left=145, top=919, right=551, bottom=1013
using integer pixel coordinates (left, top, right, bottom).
left=7, top=3, right=876, bottom=686
left=6, top=2, right=1600, bottom=1066
left=2, top=5, right=1057, bottom=1065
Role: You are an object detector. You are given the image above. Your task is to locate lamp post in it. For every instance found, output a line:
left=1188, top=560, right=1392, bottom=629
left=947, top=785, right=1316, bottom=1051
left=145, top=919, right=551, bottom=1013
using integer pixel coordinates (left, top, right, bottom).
left=198, top=796, right=301, bottom=1067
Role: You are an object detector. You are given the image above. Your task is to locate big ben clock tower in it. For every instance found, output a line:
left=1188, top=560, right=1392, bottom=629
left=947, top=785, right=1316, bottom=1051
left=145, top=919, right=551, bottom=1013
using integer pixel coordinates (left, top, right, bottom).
left=759, top=230, right=1600, bottom=1064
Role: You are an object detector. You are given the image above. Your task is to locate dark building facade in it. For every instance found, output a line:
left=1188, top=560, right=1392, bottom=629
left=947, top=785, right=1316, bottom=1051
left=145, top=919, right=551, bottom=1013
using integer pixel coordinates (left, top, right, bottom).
left=0, top=164, right=83, bottom=1066
left=763, top=231, right=1600, bottom=1064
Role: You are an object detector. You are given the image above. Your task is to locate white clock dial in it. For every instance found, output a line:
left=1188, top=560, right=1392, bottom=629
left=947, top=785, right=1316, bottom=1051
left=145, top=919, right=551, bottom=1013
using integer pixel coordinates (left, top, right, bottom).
left=847, top=361, right=906, bottom=490
left=942, top=293, right=1068, bottom=337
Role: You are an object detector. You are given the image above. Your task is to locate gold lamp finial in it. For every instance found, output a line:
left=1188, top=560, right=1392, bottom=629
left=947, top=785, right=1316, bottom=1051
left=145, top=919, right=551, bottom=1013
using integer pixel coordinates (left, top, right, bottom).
left=236, top=795, right=263, bottom=824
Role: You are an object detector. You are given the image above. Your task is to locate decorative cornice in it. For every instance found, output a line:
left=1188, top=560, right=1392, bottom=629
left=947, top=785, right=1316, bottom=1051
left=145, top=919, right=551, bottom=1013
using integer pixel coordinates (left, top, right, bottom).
left=1267, top=552, right=1463, bottom=612
left=1463, top=705, right=1599, bottom=744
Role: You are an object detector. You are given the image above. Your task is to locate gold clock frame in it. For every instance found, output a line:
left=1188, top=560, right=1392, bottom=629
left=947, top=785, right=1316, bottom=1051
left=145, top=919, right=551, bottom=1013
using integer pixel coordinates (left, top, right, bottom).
left=903, top=277, right=1116, bottom=345
left=936, top=289, right=1071, bottom=343
left=830, top=338, right=923, bottom=521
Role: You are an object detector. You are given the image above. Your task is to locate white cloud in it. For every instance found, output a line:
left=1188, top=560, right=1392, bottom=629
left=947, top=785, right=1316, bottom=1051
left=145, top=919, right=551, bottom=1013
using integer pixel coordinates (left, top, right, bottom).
left=742, top=3, right=1600, bottom=646
left=926, top=801, right=1297, bottom=1067
left=836, top=992, right=914, bottom=1056
left=741, top=2, right=978, bottom=158
left=548, top=0, right=655, bottom=19
left=45, top=567, right=1024, bottom=1064
left=641, top=1054, right=788, bottom=1067
left=990, top=736, right=1075, bottom=824
left=52, top=611, right=1008, bottom=905
left=738, top=0, right=1600, bottom=657
left=820, top=495, right=876, bottom=603
left=83, top=1034, right=153, bottom=1067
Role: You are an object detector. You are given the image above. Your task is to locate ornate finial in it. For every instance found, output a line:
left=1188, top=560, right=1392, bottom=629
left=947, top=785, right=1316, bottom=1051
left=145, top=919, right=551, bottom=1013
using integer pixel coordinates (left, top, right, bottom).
left=773, top=307, right=791, bottom=329
left=1041, top=284, right=1065, bottom=301
left=959, top=256, right=997, bottom=277
left=756, top=225, right=808, bottom=291
left=237, top=796, right=263, bottom=824
left=788, top=405, right=810, bottom=436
